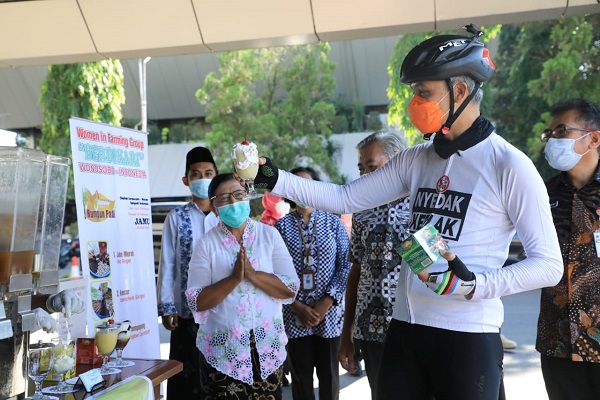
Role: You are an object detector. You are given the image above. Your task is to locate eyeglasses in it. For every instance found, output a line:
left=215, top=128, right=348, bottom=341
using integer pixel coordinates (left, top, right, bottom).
left=210, top=190, right=247, bottom=204
left=540, top=125, right=594, bottom=142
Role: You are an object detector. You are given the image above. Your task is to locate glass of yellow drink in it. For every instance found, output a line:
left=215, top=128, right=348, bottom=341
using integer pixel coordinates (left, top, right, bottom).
left=95, top=322, right=120, bottom=375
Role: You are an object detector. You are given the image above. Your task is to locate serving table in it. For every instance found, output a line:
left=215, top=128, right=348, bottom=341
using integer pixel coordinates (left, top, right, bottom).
left=41, top=358, right=182, bottom=399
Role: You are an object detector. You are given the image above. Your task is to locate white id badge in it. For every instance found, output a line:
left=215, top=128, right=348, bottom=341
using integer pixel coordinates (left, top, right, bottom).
left=594, top=231, right=600, bottom=258
left=301, top=269, right=315, bottom=292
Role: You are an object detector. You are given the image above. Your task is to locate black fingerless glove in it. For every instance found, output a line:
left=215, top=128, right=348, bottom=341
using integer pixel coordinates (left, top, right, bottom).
left=254, top=157, right=279, bottom=190
left=447, top=257, right=475, bottom=282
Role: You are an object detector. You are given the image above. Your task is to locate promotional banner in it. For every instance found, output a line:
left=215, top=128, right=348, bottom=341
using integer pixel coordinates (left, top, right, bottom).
left=69, top=118, right=160, bottom=359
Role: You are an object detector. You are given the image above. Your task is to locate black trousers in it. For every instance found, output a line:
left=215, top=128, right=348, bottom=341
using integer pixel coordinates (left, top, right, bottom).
left=287, top=335, right=341, bottom=400
left=376, top=320, right=504, bottom=400
left=354, top=339, right=363, bottom=364
left=541, top=354, right=600, bottom=400
left=167, top=317, right=203, bottom=399
left=355, top=339, right=385, bottom=400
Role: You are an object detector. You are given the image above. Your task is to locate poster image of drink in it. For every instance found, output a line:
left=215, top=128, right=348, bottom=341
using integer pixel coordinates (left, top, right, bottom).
left=91, top=280, right=114, bottom=320
left=88, top=240, right=110, bottom=278
left=82, top=188, right=115, bottom=222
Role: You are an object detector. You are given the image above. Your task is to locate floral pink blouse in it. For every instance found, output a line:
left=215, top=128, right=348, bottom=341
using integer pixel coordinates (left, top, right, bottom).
left=185, top=219, right=299, bottom=384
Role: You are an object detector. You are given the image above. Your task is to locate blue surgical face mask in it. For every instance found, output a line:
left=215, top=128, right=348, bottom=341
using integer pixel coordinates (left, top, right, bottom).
left=190, top=178, right=211, bottom=199
left=217, top=201, right=250, bottom=228
left=544, top=133, right=591, bottom=171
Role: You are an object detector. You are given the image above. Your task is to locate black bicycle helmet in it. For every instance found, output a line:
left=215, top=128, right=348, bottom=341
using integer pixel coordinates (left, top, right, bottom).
left=400, top=25, right=496, bottom=137
left=400, top=34, right=495, bottom=84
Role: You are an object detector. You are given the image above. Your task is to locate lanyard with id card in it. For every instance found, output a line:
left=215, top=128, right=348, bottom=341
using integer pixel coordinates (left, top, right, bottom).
left=594, top=208, right=600, bottom=257
left=296, top=214, right=317, bottom=292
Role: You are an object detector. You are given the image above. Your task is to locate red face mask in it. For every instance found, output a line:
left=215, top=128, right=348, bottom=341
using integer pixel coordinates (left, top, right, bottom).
left=407, top=93, right=450, bottom=135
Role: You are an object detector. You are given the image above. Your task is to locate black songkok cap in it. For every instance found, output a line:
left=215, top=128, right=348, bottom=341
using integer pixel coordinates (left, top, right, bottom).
left=185, top=147, right=217, bottom=175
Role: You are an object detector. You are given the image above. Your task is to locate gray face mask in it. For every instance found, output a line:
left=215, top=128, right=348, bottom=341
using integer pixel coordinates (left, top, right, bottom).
left=296, top=202, right=310, bottom=209
left=544, top=133, right=591, bottom=171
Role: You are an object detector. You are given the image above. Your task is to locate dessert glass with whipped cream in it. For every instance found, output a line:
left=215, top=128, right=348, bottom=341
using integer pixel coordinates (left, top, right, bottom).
left=232, top=140, right=262, bottom=199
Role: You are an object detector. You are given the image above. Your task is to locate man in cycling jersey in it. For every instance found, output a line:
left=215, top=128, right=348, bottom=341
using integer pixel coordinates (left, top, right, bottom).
left=251, top=26, right=562, bottom=399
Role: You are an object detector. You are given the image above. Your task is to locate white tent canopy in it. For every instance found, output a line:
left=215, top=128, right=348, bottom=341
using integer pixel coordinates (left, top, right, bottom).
left=1, top=0, right=597, bottom=68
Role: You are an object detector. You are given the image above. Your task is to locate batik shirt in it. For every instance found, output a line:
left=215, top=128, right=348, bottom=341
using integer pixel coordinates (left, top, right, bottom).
left=537, top=167, right=600, bottom=362
left=185, top=219, right=299, bottom=384
left=350, top=198, right=411, bottom=343
left=274, top=210, right=351, bottom=339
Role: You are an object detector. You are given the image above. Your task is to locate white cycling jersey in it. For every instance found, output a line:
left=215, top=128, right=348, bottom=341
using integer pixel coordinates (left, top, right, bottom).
left=273, top=132, right=562, bottom=333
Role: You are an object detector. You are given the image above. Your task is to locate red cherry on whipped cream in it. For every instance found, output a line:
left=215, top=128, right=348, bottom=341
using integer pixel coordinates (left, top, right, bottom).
left=241, top=140, right=250, bottom=145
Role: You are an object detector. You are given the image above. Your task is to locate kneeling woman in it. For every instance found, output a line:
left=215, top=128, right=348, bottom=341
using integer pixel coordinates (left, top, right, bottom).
left=186, top=173, right=300, bottom=399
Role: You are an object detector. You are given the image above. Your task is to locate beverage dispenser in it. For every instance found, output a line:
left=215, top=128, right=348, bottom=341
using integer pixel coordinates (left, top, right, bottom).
left=0, top=146, right=70, bottom=399
left=35, top=154, right=71, bottom=294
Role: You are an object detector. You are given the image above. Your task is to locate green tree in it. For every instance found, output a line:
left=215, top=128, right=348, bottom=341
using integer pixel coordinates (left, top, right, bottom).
left=197, top=43, right=340, bottom=182
left=39, top=60, right=125, bottom=200
left=490, top=15, right=600, bottom=179
left=489, top=22, right=556, bottom=178
left=387, top=26, right=501, bottom=146
left=167, top=119, right=209, bottom=143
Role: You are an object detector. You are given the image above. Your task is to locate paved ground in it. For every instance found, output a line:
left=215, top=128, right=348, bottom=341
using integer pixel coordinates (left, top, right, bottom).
left=159, top=288, right=548, bottom=399
left=499, top=289, right=548, bottom=400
